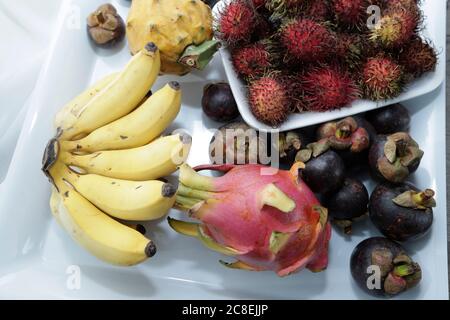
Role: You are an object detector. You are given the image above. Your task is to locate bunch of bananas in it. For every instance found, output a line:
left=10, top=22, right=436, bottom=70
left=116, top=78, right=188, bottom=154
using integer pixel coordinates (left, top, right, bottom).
left=42, top=43, right=191, bottom=266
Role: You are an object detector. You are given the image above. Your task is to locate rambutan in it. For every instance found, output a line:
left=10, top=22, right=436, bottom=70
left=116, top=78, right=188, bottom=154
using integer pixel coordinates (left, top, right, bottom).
left=370, top=6, right=419, bottom=48
left=398, top=37, right=437, bottom=79
left=302, top=65, right=360, bottom=112
left=232, top=42, right=273, bottom=80
left=251, top=14, right=273, bottom=41
left=266, top=0, right=308, bottom=19
left=335, top=33, right=366, bottom=69
left=280, top=72, right=306, bottom=112
left=280, top=18, right=335, bottom=63
left=303, top=0, right=330, bottom=22
left=251, top=0, right=266, bottom=8
left=217, top=0, right=255, bottom=46
left=331, top=0, right=367, bottom=29
left=248, top=74, right=291, bottom=126
left=361, top=55, right=404, bottom=100
left=385, top=0, right=420, bottom=11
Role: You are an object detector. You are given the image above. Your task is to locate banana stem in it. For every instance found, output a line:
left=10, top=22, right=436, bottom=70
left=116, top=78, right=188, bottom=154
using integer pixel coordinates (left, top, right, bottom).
left=59, top=140, right=79, bottom=152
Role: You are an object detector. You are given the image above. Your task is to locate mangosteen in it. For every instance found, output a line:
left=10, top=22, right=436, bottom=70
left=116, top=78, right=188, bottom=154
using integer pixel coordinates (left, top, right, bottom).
left=209, top=121, right=268, bottom=165
left=297, top=148, right=345, bottom=194
left=366, top=103, right=411, bottom=134
left=316, top=117, right=371, bottom=166
left=350, top=237, right=422, bottom=297
left=202, top=83, right=240, bottom=122
left=368, top=132, right=423, bottom=183
left=278, top=129, right=313, bottom=169
left=87, top=4, right=125, bottom=47
left=325, top=177, right=369, bottom=234
left=369, top=183, right=435, bottom=241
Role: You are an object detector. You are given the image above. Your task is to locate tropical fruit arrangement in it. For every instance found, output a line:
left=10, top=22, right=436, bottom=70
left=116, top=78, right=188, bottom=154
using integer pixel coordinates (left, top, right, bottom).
left=39, top=0, right=440, bottom=298
left=216, top=0, right=438, bottom=125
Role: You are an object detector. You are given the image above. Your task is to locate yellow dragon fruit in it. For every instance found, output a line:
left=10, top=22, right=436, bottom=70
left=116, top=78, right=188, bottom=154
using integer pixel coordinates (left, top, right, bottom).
left=126, top=0, right=219, bottom=75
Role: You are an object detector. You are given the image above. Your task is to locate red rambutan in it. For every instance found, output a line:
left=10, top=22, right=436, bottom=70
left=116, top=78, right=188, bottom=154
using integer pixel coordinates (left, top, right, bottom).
left=280, top=18, right=335, bottom=63
left=252, top=14, right=273, bottom=41
left=361, top=55, right=404, bottom=100
left=248, top=74, right=291, bottom=126
left=385, top=0, right=419, bottom=11
left=335, top=33, right=368, bottom=70
left=302, top=65, right=360, bottom=111
left=232, top=42, right=273, bottom=79
left=398, top=37, right=437, bottom=79
left=266, top=0, right=308, bottom=19
left=370, top=6, right=419, bottom=48
left=251, top=0, right=266, bottom=8
left=280, top=72, right=306, bottom=112
left=331, top=0, right=367, bottom=29
left=217, top=0, right=255, bottom=46
left=303, top=0, right=330, bottom=22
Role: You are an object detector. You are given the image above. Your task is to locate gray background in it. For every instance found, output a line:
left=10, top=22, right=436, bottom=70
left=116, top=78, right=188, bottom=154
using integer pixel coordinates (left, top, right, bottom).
left=446, top=2, right=449, bottom=296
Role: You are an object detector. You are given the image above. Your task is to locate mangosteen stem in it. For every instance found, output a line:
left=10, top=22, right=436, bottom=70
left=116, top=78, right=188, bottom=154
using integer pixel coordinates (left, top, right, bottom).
left=395, top=139, right=409, bottom=157
left=393, top=264, right=415, bottom=277
left=392, top=189, right=436, bottom=209
left=96, top=12, right=106, bottom=24
left=412, top=189, right=435, bottom=205
left=335, top=125, right=352, bottom=139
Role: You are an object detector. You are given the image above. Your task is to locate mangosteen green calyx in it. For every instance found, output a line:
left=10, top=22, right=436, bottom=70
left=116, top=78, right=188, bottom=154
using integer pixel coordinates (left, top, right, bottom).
left=369, top=183, right=435, bottom=241
left=366, top=103, right=411, bottom=134
left=325, top=177, right=369, bottom=234
left=209, top=121, right=267, bottom=165
left=350, top=237, right=422, bottom=297
left=297, top=145, right=345, bottom=194
left=202, top=83, right=240, bottom=122
left=87, top=4, right=125, bottom=47
left=316, top=116, right=371, bottom=165
left=369, top=132, right=423, bottom=183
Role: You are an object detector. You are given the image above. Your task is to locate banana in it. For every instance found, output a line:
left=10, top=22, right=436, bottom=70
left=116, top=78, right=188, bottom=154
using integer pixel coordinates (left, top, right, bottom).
left=54, top=73, right=118, bottom=130
left=61, top=82, right=182, bottom=152
left=60, top=133, right=192, bottom=181
left=58, top=42, right=161, bottom=140
left=51, top=161, right=177, bottom=221
left=49, top=170, right=157, bottom=266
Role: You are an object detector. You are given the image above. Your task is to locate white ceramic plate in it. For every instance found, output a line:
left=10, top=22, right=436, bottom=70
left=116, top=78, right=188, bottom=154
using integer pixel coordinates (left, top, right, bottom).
left=214, top=0, right=447, bottom=131
left=0, top=0, right=447, bottom=299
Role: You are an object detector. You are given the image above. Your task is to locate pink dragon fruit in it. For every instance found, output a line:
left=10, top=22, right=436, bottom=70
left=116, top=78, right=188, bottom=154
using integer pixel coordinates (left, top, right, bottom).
left=168, top=163, right=331, bottom=277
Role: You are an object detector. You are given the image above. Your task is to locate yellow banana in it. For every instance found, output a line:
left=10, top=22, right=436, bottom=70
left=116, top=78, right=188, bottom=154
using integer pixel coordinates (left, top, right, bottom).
left=58, top=42, right=161, bottom=140
left=51, top=161, right=177, bottom=221
left=60, top=133, right=192, bottom=181
left=54, top=73, right=118, bottom=130
left=49, top=169, right=156, bottom=266
left=61, top=82, right=182, bottom=152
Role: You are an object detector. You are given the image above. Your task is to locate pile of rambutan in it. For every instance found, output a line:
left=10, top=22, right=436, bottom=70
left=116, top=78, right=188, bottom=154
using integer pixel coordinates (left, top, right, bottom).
left=216, top=0, right=437, bottom=126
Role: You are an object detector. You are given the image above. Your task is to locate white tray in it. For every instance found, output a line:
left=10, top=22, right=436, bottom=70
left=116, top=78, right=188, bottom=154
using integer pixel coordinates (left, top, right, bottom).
left=0, top=0, right=447, bottom=299
left=214, top=0, right=447, bottom=131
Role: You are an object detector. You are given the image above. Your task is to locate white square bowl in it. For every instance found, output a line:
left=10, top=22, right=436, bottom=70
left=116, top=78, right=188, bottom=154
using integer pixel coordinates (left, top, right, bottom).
left=214, top=0, right=447, bottom=131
